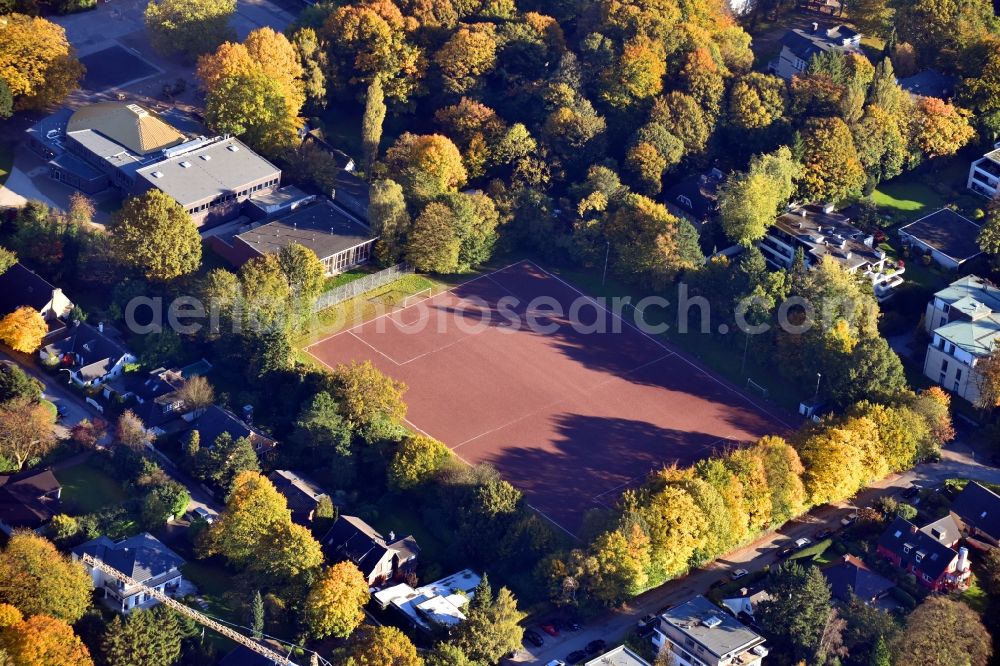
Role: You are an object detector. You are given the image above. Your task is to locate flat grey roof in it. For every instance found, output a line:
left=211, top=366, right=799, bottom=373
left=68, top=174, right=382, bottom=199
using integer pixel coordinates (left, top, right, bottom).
left=135, top=137, right=280, bottom=206
left=661, top=595, right=764, bottom=659
left=67, top=128, right=148, bottom=173
left=236, top=200, right=375, bottom=260
left=899, top=208, right=982, bottom=262
left=50, top=152, right=105, bottom=181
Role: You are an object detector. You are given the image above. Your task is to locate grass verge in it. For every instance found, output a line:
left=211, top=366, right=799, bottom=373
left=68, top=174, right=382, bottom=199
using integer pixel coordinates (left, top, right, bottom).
left=55, top=461, right=127, bottom=514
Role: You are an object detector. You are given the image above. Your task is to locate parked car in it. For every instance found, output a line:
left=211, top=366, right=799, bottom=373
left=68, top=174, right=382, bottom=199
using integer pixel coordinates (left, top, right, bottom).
left=840, top=512, right=857, bottom=527
left=585, top=640, right=607, bottom=655
left=524, top=630, right=544, bottom=647
left=731, top=568, right=749, bottom=580
left=545, top=661, right=566, bottom=666
left=541, top=623, right=559, bottom=637
left=637, top=614, right=658, bottom=635
left=813, top=529, right=833, bottom=540
left=565, top=650, right=588, bottom=665
left=901, top=485, right=920, bottom=499
left=777, top=546, right=795, bottom=558
left=566, top=621, right=582, bottom=631
left=794, top=538, right=812, bottom=549
left=188, top=507, right=215, bottom=524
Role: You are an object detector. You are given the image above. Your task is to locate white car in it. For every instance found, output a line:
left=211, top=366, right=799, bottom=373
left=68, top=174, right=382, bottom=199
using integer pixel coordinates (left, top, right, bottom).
left=546, top=662, right=566, bottom=666
left=189, top=507, right=215, bottom=524
left=794, top=538, right=812, bottom=549
left=731, top=568, right=749, bottom=580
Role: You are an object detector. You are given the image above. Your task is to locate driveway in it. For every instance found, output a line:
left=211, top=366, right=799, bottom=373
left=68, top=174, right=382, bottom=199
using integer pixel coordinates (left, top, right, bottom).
left=511, top=434, right=1000, bottom=664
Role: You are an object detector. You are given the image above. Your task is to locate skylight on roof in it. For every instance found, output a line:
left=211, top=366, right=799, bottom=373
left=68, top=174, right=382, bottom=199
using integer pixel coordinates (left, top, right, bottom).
left=227, top=144, right=240, bottom=152
left=200, top=154, right=211, bottom=160
left=180, top=161, right=192, bottom=168
left=151, top=171, right=164, bottom=178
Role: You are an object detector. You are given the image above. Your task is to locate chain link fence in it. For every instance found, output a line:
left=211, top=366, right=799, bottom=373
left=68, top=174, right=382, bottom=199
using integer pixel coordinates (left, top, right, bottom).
left=311, top=263, right=413, bottom=313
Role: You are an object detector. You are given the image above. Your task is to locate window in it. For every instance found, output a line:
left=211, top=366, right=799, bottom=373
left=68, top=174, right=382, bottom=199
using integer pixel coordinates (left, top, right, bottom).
left=923, top=573, right=933, bottom=583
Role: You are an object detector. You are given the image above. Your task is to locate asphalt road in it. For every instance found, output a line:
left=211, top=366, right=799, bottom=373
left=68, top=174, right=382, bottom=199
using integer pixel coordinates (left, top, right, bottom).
left=510, top=432, right=1000, bottom=664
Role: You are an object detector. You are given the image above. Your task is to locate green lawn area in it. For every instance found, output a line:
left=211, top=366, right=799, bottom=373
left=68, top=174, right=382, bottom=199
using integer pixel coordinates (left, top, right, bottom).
left=0, top=141, right=12, bottom=189
left=40, top=399, right=58, bottom=420
left=788, top=538, right=835, bottom=564
left=872, top=180, right=947, bottom=221
left=180, top=559, right=241, bottom=654
left=955, top=574, right=989, bottom=613
left=323, top=266, right=377, bottom=291
left=873, top=160, right=987, bottom=226
left=55, top=461, right=127, bottom=515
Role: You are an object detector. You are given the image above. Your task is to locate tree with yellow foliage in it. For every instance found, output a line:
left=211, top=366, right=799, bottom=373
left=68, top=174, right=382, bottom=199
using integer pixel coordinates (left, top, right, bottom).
left=384, top=133, right=468, bottom=203
left=0, top=307, right=47, bottom=353
left=347, top=625, right=423, bottom=666
left=145, top=0, right=236, bottom=59
left=0, top=533, right=92, bottom=623
left=587, top=522, right=651, bottom=603
left=795, top=420, right=869, bottom=505
left=435, top=23, right=498, bottom=94
left=0, top=14, right=83, bottom=110
left=304, top=561, right=370, bottom=638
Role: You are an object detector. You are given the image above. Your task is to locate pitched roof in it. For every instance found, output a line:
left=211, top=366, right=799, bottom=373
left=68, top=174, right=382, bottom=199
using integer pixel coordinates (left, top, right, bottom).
left=67, top=102, right=186, bottom=155
left=190, top=405, right=275, bottom=451
left=42, top=323, right=131, bottom=381
left=267, top=470, right=327, bottom=515
left=73, top=532, right=184, bottom=584
left=322, top=515, right=419, bottom=579
left=878, top=516, right=957, bottom=579
left=920, top=514, right=962, bottom=546
left=663, top=170, right=724, bottom=222
left=951, top=482, right=1000, bottom=540
left=0, top=263, right=58, bottom=317
left=899, top=208, right=982, bottom=263
left=821, top=555, right=894, bottom=602
left=584, top=646, right=651, bottom=666
left=781, top=25, right=860, bottom=61
left=0, top=469, right=60, bottom=530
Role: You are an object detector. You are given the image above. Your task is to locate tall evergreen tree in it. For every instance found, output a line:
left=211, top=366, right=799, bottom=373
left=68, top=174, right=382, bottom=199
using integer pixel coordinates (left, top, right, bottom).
left=362, top=77, right=387, bottom=174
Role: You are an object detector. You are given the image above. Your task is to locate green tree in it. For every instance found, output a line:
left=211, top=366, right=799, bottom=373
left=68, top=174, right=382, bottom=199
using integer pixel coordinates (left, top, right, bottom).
left=435, top=23, right=498, bottom=94
left=250, top=590, right=264, bottom=639
left=605, top=193, right=703, bottom=289
left=798, top=117, right=866, bottom=203
left=145, top=0, right=236, bottom=58
left=852, top=104, right=908, bottom=188
left=385, top=133, right=468, bottom=204
left=755, top=436, right=806, bottom=527
left=452, top=577, right=526, bottom=664
left=980, top=546, right=1000, bottom=595
left=406, top=202, right=461, bottom=273
left=100, top=606, right=184, bottom=666
left=719, top=146, right=799, bottom=246
left=0, top=79, right=12, bottom=120
left=109, top=190, right=202, bottom=282
left=198, top=432, right=260, bottom=490
left=427, top=643, right=473, bottom=666
left=0, top=533, right=91, bottom=623
left=727, top=72, right=787, bottom=129
left=304, top=562, right=370, bottom=639
left=650, top=91, right=713, bottom=155
left=893, top=597, right=991, bottom=666
left=293, top=391, right=353, bottom=461
left=870, top=635, right=891, bottom=666
left=204, top=71, right=298, bottom=157
left=291, top=28, right=327, bottom=111
left=389, top=435, right=451, bottom=489
left=977, top=205, right=1000, bottom=265
left=0, top=364, right=42, bottom=403
left=362, top=77, right=387, bottom=173
left=756, top=563, right=833, bottom=662
left=333, top=360, right=407, bottom=442
left=370, top=179, right=410, bottom=266
left=277, top=242, right=325, bottom=304
left=140, top=480, right=190, bottom=528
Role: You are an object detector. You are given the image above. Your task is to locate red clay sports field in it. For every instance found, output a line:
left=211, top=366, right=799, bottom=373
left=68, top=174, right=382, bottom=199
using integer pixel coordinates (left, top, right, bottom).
left=306, top=260, right=789, bottom=536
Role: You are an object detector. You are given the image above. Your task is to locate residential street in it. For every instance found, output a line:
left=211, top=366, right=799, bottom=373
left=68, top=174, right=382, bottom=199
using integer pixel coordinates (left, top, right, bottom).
left=510, top=429, right=1000, bottom=664
left=1, top=349, right=221, bottom=519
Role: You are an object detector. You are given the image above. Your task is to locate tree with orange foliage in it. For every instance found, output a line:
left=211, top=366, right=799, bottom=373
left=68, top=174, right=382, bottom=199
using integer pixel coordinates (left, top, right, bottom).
left=0, top=15, right=83, bottom=111
left=975, top=342, right=1000, bottom=411
left=0, top=307, right=47, bottom=354
left=0, top=614, right=93, bottom=666
left=0, top=397, right=57, bottom=470
left=912, top=97, right=975, bottom=159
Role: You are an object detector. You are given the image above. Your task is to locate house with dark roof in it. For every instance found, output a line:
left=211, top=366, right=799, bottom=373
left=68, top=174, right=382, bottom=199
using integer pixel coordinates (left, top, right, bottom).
left=663, top=168, right=724, bottom=231
left=0, top=263, right=74, bottom=339
left=40, top=322, right=136, bottom=388
left=950, top=482, right=1000, bottom=545
left=209, top=198, right=376, bottom=276
left=268, top=470, right=328, bottom=524
left=322, top=514, right=420, bottom=587
left=102, top=367, right=186, bottom=436
left=768, top=24, right=862, bottom=80
left=188, top=405, right=276, bottom=455
left=898, top=70, right=957, bottom=100
left=876, top=516, right=970, bottom=591
left=73, top=532, right=186, bottom=613
left=821, top=554, right=894, bottom=603
left=332, top=170, right=371, bottom=224
left=0, top=469, right=61, bottom=535
left=899, top=208, right=983, bottom=269
left=301, top=128, right=356, bottom=172
left=218, top=646, right=278, bottom=666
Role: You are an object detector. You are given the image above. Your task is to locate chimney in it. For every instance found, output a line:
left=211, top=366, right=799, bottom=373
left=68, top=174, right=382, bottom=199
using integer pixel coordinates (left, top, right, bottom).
left=98, top=322, right=104, bottom=333
left=388, top=530, right=395, bottom=541
left=822, top=202, right=835, bottom=214
left=812, top=21, right=819, bottom=33
left=958, top=547, right=970, bottom=572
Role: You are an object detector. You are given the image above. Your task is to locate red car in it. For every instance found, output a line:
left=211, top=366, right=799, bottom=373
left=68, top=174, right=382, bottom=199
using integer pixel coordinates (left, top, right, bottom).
left=541, top=623, right=560, bottom=637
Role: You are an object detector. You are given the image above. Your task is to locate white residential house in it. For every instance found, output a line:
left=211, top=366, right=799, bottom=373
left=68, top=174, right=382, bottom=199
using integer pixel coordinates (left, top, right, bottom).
left=768, top=24, right=862, bottom=80
left=921, top=275, right=1000, bottom=405
left=653, top=596, right=767, bottom=666
left=759, top=203, right=904, bottom=300
left=968, top=142, right=1000, bottom=198
left=73, top=533, right=188, bottom=613
left=40, top=322, right=136, bottom=388
left=373, top=569, right=482, bottom=632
